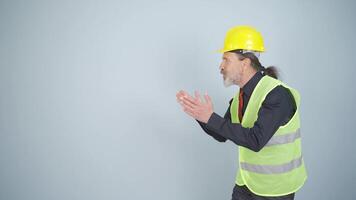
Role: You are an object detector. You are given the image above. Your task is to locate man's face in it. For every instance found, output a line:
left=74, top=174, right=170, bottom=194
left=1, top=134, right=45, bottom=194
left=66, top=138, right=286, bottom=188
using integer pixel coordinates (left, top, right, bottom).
left=219, top=52, right=244, bottom=87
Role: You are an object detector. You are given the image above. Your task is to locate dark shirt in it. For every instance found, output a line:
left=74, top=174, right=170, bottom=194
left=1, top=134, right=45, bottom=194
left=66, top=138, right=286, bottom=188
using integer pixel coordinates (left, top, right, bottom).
left=197, top=72, right=296, bottom=152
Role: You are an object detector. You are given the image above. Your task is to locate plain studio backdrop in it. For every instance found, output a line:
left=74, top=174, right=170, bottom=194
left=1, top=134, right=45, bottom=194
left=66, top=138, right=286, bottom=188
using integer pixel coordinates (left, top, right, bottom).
left=1, top=0, right=355, bottom=199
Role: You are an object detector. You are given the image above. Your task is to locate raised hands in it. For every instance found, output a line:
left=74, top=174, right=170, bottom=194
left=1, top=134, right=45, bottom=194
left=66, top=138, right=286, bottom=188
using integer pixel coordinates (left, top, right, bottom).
left=176, top=90, right=214, bottom=123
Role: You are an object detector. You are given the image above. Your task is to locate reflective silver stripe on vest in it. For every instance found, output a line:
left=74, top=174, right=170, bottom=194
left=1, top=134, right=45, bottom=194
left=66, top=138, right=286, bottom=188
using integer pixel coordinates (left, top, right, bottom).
left=240, top=156, right=303, bottom=174
left=265, top=129, right=301, bottom=147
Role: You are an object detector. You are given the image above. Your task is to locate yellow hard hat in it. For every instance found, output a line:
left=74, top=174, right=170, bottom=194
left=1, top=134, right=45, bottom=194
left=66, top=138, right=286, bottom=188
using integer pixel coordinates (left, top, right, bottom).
left=218, top=25, right=265, bottom=53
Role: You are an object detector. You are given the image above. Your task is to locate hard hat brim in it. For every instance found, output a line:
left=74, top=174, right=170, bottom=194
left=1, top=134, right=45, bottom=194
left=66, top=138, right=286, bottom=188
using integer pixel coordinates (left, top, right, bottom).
left=215, top=48, right=265, bottom=54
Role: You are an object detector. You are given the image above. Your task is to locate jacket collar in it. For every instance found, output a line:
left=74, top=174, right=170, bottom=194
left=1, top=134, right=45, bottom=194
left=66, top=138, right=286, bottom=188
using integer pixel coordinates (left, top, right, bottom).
left=241, top=72, right=264, bottom=98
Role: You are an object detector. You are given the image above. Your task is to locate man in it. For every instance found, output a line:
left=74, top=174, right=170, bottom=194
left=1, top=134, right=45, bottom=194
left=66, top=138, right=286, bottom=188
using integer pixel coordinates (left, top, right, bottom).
left=176, top=25, right=307, bottom=200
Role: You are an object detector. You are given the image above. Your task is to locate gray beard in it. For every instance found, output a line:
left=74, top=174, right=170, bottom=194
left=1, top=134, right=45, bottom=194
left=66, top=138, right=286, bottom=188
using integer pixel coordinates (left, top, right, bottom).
left=223, top=77, right=234, bottom=87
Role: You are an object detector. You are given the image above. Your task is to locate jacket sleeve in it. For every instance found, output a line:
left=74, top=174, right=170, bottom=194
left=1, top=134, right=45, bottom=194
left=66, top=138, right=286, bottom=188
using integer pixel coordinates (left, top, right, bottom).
left=205, top=86, right=296, bottom=152
left=195, top=98, right=233, bottom=143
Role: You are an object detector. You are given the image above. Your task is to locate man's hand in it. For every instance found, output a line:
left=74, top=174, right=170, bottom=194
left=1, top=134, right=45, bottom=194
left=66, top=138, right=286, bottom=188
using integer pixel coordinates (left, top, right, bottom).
left=176, top=90, right=214, bottom=123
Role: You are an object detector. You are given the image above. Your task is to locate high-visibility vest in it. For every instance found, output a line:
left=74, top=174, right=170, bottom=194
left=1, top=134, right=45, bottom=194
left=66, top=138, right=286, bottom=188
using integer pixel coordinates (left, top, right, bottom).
left=230, top=75, right=307, bottom=197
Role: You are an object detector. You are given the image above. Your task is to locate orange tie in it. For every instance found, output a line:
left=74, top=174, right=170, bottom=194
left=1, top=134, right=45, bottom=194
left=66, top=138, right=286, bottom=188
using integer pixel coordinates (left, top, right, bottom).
left=238, top=90, right=244, bottom=122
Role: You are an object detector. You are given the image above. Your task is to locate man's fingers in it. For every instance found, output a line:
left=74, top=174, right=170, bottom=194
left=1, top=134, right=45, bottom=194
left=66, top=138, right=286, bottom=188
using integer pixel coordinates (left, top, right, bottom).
left=176, top=90, right=186, bottom=99
left=204, top=92, right=212, bottom=104
left=183, top=94, right=199, bottom=106
left=194, top=91, right=202, bottom=103
left=180, top=98, right=196, bottom=109
left=183, top=106, right=195, bottom=118
left=176, top=90, right=201, bottom=107
left=204, top=94, right=210, bottom=103
left=176, top=90, right=192, bottom=101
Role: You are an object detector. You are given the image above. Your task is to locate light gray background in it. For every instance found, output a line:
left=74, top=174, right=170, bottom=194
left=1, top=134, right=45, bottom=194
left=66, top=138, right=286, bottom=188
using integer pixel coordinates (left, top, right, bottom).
left=1, top=0, right=355, bottom=199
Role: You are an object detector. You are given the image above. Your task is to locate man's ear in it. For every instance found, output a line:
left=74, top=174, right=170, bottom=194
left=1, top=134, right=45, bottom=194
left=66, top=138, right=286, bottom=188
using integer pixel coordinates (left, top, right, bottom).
left=241, top=57, right=251, bottom=71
